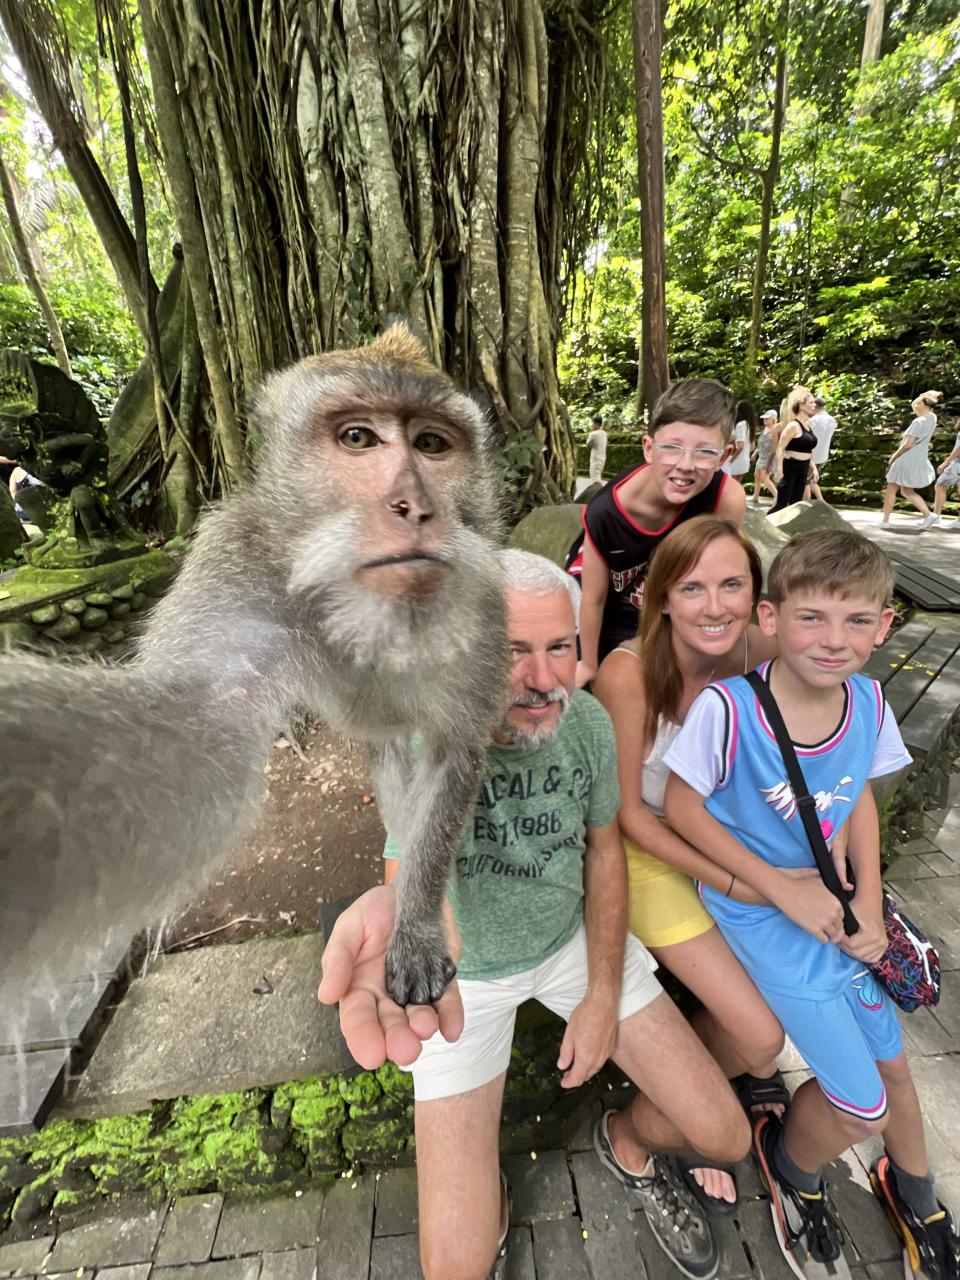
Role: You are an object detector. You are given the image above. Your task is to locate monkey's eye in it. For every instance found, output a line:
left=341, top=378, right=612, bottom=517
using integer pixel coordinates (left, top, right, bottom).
left=339, top=425, right=378, bottom=450
left=413, top=432, right=452, bottom=455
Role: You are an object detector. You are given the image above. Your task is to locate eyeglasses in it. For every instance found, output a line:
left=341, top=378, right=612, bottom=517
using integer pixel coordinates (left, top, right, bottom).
left=651, top=442, right=724, bottom=468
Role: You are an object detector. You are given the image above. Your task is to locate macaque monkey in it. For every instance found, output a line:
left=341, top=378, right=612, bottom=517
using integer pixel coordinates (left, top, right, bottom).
left=0, top=326, right=507, bottom=1020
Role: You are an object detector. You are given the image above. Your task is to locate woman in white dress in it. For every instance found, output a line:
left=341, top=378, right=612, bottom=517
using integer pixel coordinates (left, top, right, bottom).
left=881, top=390, right=943, bottom=529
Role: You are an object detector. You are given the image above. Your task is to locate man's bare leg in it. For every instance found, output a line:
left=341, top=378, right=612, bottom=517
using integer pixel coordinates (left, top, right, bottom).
left=605, top=991, right=751, bottom=1171
left=415, top=1073, right=507, bottom=1280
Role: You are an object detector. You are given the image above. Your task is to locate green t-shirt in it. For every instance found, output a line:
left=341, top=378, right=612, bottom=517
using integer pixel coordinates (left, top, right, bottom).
left=383, top=691, right=621, bottom=980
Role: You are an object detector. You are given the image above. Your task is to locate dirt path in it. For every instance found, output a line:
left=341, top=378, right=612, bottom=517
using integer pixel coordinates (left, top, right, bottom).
left=163, top=719, right=385, bottom=951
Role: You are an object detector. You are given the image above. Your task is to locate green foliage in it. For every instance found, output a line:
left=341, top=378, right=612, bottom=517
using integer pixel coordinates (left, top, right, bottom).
left=561, top=3, right=960, bottom=440
left=0, top=281, right=142, bottom=414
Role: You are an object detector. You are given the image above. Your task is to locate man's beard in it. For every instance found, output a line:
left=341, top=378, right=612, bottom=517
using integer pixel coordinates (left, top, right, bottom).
left=498, top=686, right=571, bottom=748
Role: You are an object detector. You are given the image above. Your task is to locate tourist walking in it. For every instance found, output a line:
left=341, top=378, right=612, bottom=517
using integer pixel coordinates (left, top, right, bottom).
left=933, top=422, right=960, bottom=530
left=752, top=410, right=780, bottom=504
left=803, top=397, right=838, bottom=502
left=770, top=388, right=818, bottom=513
left=586, top=414, right=608, bottom=485
left=722, top=401, right=755, bottom=485
left=881, top=391, right=943, bottom=530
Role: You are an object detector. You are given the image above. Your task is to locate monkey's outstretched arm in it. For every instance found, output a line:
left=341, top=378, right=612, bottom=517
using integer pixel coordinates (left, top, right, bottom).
left=374, top=734, right=484, bottom=1006
left=0, top=607, right=293, bottom=1026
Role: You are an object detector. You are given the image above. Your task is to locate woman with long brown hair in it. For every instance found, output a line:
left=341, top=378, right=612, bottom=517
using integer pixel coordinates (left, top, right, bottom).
left=594, top=515, right=788, bottom=1215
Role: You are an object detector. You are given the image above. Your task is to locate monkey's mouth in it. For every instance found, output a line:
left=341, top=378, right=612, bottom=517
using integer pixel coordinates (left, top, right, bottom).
left=357, top=553, right=450, bottom=601
left=361, top=553, right=449, bottom=571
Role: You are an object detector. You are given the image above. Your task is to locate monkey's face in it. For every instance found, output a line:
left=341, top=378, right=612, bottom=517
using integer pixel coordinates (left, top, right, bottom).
left=253, top=331, right=503, bottom=670
left=312, top=408, right=475, bottom=603
left=335, top=409, right=478, bottom=604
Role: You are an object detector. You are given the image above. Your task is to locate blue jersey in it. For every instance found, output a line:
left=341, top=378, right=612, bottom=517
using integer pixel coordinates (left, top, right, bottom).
left=664, top=663, right=911, bottom=1000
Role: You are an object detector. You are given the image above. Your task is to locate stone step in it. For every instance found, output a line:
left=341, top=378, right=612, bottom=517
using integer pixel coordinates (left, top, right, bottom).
left=60, top=932, right=351, bottom=1120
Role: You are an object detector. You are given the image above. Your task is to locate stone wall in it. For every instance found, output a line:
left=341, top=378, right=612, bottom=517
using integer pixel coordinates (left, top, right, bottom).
left=0, top=548, right=181, bottom=656
left=0, top=1006, right=571, bottom=1229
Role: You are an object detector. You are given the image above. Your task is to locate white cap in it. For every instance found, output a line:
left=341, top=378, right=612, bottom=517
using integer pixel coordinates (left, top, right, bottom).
left=761, top=409, right=778, bottom=420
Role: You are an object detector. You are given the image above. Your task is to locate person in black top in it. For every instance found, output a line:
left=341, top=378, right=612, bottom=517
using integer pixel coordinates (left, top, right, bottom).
left=566, top=379, right=746, bottom=685
left=770, top=388, right=818, bottom=513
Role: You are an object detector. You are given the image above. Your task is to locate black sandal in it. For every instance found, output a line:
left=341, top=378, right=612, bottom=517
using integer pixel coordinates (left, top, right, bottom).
left=488, top=1169, right=510, bottom=1280
left=676, top=1156, right=739, bottom=1217
left=732, top=1070, right=791, bottom=1117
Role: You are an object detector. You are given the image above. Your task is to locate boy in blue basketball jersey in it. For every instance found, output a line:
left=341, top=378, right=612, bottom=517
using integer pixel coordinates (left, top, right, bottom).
left=663, top=531, right=959, bottom=1280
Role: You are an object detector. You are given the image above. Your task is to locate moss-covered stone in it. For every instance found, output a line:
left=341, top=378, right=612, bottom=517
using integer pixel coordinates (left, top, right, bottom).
left=61, top=596, right=88, bottom=615
left=12, top=1175, right=56, bottom=1223
left=30, top=603, right=60, bottom=625
left=341, top=1115, right=412, bottom=1164
left=46, top=614, right=81, bottom=640
left=338, top=1073, right=382, bottom=1109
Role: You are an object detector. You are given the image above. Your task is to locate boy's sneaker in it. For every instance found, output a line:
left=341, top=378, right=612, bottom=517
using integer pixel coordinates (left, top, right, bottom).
left=920, top=514, right=940, bottom=529
left=870, top=1153, right=960, bottom=1279
left=593, top=1112, right=719, bottom=1279
left=753, top=1114, right=850, bottom=1279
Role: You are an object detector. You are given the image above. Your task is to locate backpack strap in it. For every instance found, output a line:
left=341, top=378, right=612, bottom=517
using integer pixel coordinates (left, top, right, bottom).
left=745, top=670, right=859, bottom=936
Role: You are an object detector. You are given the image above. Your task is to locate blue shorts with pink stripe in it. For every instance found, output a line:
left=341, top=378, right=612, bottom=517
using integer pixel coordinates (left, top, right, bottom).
left=758, top=968, right=903, bottom=1121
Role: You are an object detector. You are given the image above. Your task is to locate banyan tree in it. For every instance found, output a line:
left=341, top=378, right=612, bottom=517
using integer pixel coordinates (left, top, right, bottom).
left=0, top=0, right=610, bottom=526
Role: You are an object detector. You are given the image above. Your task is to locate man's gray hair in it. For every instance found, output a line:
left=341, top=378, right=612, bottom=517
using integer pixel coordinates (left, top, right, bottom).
left=499, top=548, right=580, bottom=623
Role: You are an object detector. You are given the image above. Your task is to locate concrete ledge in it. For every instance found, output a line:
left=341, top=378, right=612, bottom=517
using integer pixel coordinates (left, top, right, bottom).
left=0, top=995, right=569, bottom=1230
left=61, top=935, right=350, bottom=1121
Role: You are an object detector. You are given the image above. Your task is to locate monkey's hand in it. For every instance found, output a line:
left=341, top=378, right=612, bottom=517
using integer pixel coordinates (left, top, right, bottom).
left=319, top=886, right=463, bottom=1068
left=385, top=913, right=458, bottom=1008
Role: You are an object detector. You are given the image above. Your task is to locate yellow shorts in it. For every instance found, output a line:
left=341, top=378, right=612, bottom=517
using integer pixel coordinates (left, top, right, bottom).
left=624, top=837, right=715, bottom=949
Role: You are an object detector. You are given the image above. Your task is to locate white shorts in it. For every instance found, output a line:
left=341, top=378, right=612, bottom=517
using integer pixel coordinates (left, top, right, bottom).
left=936, top=459, right=960, bottom=488
left=407, top=925, right=662, bottom=1101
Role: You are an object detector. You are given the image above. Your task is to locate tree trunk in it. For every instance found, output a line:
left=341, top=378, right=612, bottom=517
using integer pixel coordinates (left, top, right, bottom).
left=839, top=0, right=885, bottom=220
left=746, top=1, right=789, bottom=374
left=632, top=0, right=669, bottom=420
left=0, top=143, right=73, bottom=377
left=132, top=0, right=583, bottom=507
left=860, top=0, right=885, bottom=72
left=0, top=1, right=149, bottom=334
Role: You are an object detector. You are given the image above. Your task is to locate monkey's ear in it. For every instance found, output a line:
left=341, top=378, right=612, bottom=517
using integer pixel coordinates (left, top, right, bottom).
left=368, top=323, right=434, bottom=373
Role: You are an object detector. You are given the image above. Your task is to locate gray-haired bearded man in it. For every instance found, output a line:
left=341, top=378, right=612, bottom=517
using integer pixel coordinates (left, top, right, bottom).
left=319, top=549, right=749, bottom=1280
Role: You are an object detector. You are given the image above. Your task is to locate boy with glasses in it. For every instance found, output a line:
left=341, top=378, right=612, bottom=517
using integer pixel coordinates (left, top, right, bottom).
left=567, top=379, right=745, bottom=687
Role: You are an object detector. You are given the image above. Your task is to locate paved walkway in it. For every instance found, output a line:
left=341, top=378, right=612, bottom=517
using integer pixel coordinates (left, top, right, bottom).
left=2, top=784, right=960, bottom=1278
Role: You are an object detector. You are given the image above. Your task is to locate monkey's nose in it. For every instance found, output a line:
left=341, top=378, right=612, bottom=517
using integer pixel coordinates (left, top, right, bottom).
left=389, top=497, right=432, bottom=523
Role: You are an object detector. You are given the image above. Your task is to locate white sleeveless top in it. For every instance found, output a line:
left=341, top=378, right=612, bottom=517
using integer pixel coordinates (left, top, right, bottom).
left=641, top=718, right=682, bottom=816
left=614, top=633, right=750, bottom=816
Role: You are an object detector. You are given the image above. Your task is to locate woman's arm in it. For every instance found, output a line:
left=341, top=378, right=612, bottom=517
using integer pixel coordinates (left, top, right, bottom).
left=888, top=435, right=917, bottom=465
left=774, top=423, right=800, bottom=468
left=593, top=651, right=754, bottom=895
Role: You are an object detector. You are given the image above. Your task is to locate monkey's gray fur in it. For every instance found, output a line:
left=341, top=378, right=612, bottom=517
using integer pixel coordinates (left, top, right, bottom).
left=0, top=327, right=508, bottom=1025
